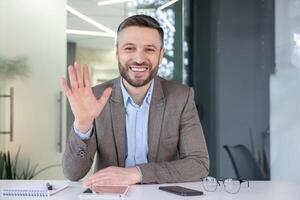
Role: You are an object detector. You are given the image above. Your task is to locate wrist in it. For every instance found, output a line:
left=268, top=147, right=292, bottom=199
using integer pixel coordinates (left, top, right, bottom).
left=74, top=118, right=93, bottom=133
left=128, top=167, right=142, bottom=184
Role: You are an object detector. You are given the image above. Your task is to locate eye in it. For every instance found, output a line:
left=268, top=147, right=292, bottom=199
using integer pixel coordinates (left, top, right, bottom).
left=124, top=47, right=135, bottom=51
left=146, top=48, right=155, bottom=52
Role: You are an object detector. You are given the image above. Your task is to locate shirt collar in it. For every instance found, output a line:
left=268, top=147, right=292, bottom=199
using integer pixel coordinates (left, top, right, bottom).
left=120, top=78, right=154, bottom=107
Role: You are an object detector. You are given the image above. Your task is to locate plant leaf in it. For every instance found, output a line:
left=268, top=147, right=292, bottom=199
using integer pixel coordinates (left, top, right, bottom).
left=7, top=152, right=13, bottom=179
left=0, top=152, right=5, bottom=179
left=12, top=145, right=22, bottom=179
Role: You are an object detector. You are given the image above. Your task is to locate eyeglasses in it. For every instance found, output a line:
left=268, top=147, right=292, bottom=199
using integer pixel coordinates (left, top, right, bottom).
left=201, top=176, right=249, bottom=194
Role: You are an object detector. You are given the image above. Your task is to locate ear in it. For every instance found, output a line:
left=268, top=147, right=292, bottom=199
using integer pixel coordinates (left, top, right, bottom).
left=159, top=48, right=164, bottom=64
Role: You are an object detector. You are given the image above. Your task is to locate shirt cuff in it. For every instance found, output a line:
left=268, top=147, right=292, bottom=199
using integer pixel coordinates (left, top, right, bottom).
left=135, top=166, right=143, bottom=184
left=73, top=123, right=93, bottom=140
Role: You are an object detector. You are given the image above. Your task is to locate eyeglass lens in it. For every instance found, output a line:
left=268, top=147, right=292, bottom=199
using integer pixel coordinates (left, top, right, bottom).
left=203, top=176, right=218, bottom=192
left=202, top=177, right=243, bottom=194
left=224, top=178, right=241, bottom=194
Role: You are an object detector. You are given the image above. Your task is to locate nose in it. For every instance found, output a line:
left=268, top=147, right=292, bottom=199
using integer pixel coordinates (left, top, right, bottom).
left=132, top=49, right=146, bottom=64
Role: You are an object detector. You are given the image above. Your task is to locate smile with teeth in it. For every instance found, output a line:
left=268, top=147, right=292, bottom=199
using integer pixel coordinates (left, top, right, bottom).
left=129, top=67, right=148, bottom=72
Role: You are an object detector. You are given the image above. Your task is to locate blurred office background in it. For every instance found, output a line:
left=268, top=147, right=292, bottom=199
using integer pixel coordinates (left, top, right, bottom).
left=0, top=0, right=299, bottom=183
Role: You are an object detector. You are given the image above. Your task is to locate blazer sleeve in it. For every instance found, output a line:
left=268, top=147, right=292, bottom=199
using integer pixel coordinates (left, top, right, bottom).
left=137, top=88, right=209, bottom=183
left=62, top=126, right=97, bottom=181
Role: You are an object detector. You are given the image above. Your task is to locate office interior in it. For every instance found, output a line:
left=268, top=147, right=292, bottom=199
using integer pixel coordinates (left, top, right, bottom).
left=0, top=0, right=299, bottom=185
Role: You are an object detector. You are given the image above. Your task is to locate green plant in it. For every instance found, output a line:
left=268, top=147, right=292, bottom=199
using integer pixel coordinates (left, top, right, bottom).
left=0, top=146, right=18, bottom=179
left=0, top=146, right=59, bottom=179
left=0, top=57, right=30, bottom=79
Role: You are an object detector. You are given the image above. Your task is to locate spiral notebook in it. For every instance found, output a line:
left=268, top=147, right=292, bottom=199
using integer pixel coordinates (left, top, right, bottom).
left=1, top=181, right=69, bottom=197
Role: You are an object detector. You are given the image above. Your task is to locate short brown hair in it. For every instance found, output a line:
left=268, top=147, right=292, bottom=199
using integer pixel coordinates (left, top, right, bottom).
left=117, top=14, right=164, bottom=48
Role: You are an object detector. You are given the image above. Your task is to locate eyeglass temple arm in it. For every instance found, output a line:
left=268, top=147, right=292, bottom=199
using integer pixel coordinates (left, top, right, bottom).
left=239, top=179, right=250, bottom=187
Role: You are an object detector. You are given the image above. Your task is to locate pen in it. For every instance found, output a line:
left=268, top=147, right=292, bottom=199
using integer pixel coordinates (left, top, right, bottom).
left=46, top=182, right=53, bottom=190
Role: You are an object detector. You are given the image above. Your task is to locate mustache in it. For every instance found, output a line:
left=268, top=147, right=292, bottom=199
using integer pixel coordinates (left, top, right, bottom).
left=128, top=62, right=151, bottom=67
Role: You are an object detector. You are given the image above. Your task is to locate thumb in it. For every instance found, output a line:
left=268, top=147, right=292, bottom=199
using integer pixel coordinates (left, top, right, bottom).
left=97, top=87, right=112, bottom=110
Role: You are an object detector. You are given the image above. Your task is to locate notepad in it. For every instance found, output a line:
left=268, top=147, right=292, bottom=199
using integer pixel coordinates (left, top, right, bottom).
left=1, top=181, right=69, bottom=197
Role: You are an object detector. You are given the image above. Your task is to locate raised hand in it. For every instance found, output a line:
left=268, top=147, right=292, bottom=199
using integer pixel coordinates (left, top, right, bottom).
left=60, top=62, right=112, bottom=133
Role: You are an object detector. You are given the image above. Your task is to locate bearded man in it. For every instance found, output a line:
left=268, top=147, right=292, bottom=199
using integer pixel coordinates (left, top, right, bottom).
left=61, top=14, right=209, bottom=187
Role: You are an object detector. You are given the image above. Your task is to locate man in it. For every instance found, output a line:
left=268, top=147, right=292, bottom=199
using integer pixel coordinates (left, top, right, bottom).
left=61, top=15, right=209, bottom=187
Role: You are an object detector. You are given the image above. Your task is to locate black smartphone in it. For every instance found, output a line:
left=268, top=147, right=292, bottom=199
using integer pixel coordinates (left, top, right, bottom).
left=159, top=186, right=204, bottom=196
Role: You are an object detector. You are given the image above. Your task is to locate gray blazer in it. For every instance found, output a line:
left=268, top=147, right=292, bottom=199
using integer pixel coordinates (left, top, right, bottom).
left=62, top=76, right=209, bottom=184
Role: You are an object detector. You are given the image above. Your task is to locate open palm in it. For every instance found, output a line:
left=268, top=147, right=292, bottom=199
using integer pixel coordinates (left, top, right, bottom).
left=61, top=62, right=112, bottom=132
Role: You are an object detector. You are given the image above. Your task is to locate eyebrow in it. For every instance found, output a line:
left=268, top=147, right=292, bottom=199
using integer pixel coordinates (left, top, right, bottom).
left=144, top=45, right=158, bottom=49
left=121, top=43, right=159, bottom=49
left=122, top=43, right=135, bottom=47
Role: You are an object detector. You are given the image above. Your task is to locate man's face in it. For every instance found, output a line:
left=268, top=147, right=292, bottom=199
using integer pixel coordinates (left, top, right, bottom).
left=116, top=26, right=164, bottom=87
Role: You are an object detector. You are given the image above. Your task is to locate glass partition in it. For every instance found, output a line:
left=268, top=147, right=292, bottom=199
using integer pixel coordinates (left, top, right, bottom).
left=0, top=0, right=189, bottom=180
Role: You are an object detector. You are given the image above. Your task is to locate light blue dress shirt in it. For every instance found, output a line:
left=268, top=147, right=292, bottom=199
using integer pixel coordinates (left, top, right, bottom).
left=121, top=79, right=153, bottom=167
left=74, top=78, right=154, bottom=168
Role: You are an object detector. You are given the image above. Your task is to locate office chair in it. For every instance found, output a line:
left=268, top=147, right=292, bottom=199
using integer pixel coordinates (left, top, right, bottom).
left=223, top=145, right=268, bottom=180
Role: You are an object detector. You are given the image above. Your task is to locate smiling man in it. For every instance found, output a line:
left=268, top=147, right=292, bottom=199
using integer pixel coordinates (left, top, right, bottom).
left=61, top=15, right=209, bottom=187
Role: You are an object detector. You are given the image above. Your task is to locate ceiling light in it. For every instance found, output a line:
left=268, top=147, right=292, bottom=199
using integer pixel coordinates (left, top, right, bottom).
left=97, top=0, right=131, bottom=6
left=66, top=5, right=116, bottom=37
left=66, top=29, right=115, bottom=37
left=157, top=0, right=179, bottom=11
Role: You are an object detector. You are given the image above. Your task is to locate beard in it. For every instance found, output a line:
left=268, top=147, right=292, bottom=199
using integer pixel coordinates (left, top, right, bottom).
left=118, top=59, right=159, bottom=87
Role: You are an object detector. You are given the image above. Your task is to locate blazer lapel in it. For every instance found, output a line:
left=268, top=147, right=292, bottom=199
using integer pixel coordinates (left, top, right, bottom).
left=148, top=76, right=165, bottom=162
left=110, top=77, right=126, bottom=167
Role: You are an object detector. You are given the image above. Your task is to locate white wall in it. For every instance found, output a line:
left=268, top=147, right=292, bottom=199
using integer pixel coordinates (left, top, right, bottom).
left=271, top=0, right=300, bottom=184
left=0, top=0, right=8, bottom=150
left=0, top=0, right=66, bottom=179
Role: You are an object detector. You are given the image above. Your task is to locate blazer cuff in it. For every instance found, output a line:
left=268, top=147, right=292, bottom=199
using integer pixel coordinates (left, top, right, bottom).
left=136, top=163, right=157, bottom=184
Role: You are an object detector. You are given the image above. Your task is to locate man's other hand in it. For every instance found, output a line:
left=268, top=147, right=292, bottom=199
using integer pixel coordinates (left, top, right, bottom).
left=83, top=166, right=142, bottom=187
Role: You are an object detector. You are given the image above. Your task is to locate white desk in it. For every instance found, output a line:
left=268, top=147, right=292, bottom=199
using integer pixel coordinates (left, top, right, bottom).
left=1, top=180, right=300, bottom=200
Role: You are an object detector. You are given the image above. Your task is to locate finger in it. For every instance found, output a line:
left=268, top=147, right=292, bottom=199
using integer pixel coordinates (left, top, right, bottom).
left=83, top=177, right=103, bottom=187
left=97, top=87, right=112, bottom=108
left=83, top=64, right=91, bottom=87
left=83, top=172, right=105, bottom=185
left=75, top=62, right=83, bottom=87
left=83, top=171, right=110, bottom=187
left=91, top=178, right=127, bottom=187
left=68, top=65, right=79, bottom=90
left=85, top=176, right=125, bottom=188
left=60, top=77, right=73, bottom=98
left=83, top=167, right=115, bottom=187
left=91, top=176, right=129, bottom=187
left=83, top=174, right=97, bottom=187
left=89, top=179, right=111, bottom=188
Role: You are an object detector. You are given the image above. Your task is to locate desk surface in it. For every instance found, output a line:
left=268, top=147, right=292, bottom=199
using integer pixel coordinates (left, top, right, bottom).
left=1, top=180, right=300, bottom=200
